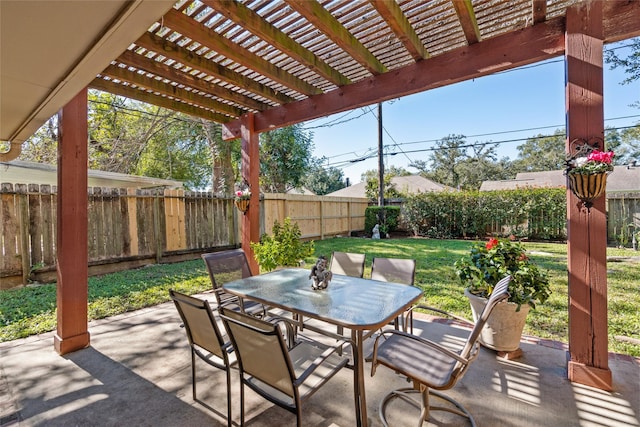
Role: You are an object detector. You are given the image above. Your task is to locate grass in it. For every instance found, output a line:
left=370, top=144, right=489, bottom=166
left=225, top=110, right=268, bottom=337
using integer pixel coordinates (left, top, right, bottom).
left=1, top=238, right=638, bottom=357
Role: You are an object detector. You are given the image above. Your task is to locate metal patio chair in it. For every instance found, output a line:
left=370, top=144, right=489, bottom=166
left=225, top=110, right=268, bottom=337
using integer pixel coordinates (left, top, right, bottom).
left=202, top=249, right=266, bottom=317
left=169, top=289, right=235, bottom=427
left=329, top=251, right=366, bottom=278
left=370, top=275, right=512, bottom=427
left=370, top=257, right=417, bottom=332
left=219, top=306, right=360, bottom=427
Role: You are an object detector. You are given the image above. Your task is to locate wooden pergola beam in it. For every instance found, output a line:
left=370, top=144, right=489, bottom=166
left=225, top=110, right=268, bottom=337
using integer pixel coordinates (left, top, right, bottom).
left=90, top=78, right=231, bottom=123
left=101, top=64, right=246, bottom=117
left=133, top=32, right=294, bottom=105
left=451, top=0, right=481, bottom=45
left=532, top=0, right=547, bottom=24
left=284, top=0, right=387, bottom=75
left=369, top=0, right=429, bottom=61
left=116, top=49, right=269, bottom=111
left=162, top=8, right=322, bottom=96
left=203, top=0, right=351, bottom=87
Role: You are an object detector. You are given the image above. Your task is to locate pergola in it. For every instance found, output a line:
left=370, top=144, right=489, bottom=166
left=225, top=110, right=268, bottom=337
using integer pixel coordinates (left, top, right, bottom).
left=2, top=0, right=639, bottom=392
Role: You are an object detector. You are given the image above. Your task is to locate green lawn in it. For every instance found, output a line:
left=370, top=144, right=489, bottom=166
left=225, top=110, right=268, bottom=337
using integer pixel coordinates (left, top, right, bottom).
left=1, top=238, right=638, bottom=356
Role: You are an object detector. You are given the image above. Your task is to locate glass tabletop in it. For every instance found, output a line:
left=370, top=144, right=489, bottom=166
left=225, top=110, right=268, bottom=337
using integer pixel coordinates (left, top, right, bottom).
left=223, top=268, right=423, bottom=330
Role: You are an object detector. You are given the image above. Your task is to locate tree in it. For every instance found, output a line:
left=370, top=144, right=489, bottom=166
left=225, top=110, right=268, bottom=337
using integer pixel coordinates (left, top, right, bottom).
left=410, top=134, right=468, bottom=188
left=605, top=38, right=640, bottom=164
left=19, top=91, right=231, bottom=190
left=456, top=151, right=514, bottom=190
left=259, top=124, right=314, bottom=193
left=304, top=158, right=346, bottom=195
left=134, top=118, right=214, bottom=190
left=605, top=37, right=640, bottom=86
left=512, top=129, right=566, bottom=172
left=19, top=116, right=58, bottom=164
left=361, top=166, right=411, bottom=201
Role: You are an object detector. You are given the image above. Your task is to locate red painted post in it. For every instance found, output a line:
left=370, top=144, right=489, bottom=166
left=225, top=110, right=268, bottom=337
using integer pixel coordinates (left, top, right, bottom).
left=241, top=113, right=260, bottom=274
left=565, top=2, right=612, bottom=390
left=54, top=88, right=90, bottom=354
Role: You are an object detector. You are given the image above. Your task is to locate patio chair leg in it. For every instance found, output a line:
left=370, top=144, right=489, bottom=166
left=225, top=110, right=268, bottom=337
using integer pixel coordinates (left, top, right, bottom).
left=191, top=350, right=197, bottom=400
left=379, top=386, right=476, bottom=427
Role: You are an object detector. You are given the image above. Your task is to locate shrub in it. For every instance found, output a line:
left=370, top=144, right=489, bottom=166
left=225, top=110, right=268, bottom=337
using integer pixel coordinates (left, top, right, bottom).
left=364, top=206, right=401, bottom=235
left=251, top=217, right=314, bottom=272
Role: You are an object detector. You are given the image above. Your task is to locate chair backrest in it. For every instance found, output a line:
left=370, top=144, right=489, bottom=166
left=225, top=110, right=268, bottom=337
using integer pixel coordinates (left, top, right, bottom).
left=219, top=307, right=296, bottom=398
left=329, top=251, right=365, bottom=278
left=169, top=289, right=228, bottom=359
left=202, top=249, right=253, bottom=290
left=460, top=275, right=512, bottom=362
left=370, top=257, right=416, bottom=285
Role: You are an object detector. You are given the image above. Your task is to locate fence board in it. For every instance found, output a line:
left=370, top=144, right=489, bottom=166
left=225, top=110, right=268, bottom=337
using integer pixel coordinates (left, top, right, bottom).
left=41, top=185, right=55, bottom=266
left=28, top=184, right=42, bottom=265
left=1, top=184, right=21, bottom=278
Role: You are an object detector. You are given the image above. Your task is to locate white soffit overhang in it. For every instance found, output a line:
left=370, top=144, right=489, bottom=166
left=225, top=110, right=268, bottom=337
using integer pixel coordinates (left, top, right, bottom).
left=0, top=0, right=175, bottom=144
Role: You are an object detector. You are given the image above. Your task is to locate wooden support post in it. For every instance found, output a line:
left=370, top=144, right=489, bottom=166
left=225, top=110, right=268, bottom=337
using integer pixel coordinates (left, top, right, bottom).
left=54, top=88, right=90, bottom=355
left=241, top=113, right=260, bottom=274
left=565, top=2, right=612, bottom=391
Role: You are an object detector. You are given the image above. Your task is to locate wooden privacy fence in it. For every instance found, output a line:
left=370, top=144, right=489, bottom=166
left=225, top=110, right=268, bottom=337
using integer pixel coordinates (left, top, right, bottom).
left=1, top=183, right=367, bottom=289
left=607, top=192, right=640, bottom=245
left=261, top=193, right=368, bottom=240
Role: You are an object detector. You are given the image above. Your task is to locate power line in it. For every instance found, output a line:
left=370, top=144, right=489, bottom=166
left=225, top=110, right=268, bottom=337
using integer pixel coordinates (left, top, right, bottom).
left=324, top=123, right=640, bottom=170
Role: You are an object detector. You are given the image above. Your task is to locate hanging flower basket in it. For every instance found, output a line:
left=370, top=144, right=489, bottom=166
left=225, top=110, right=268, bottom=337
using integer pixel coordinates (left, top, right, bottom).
left=235, top=198, right=250, bottom=214
left=564, top=143, right=614, bottom=209
left=568, top=172, right=608, bottom=204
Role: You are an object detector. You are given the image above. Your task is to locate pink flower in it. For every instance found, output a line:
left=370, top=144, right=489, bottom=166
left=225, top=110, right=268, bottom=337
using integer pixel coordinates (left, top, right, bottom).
left=587, top=150, right=614, bottom=164
left=486, top=238, right=498, bottom=250
left=236, top=190, right=243, bottom=197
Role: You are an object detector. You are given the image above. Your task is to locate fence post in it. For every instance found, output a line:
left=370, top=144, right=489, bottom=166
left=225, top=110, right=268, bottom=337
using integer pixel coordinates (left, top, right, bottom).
left=320, top=199, right=325, bottom=240
left=347, top=201, right=352, bottom=236
left=153, top=191, right=162, bottom=264
left=16, top=184, right=30, bottom=284
left=126, top=188, right=139, bottom=256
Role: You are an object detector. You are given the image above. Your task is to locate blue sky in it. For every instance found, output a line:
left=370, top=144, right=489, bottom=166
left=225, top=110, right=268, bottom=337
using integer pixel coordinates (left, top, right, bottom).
left=304, top=39, right=639, bottom=184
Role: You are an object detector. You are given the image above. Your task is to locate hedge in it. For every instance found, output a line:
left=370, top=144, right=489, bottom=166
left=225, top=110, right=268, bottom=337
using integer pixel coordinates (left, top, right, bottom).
left=365, top=205, right=401, bottom=235
left=401, top=188, right=566, bottom=240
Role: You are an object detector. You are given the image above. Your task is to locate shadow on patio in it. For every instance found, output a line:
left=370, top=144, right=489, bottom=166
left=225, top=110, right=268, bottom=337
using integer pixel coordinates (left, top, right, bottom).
left=1, top=293, right=638, bottom=427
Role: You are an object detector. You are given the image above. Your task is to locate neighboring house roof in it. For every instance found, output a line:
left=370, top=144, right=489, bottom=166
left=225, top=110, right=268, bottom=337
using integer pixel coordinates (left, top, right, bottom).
left=326, top=175, right=448, bottom=198
left=286, top=187, right=316, bottom=195
left=480, top=166, right=640, bottom=192
left=0, top=160, right=184, bottom=189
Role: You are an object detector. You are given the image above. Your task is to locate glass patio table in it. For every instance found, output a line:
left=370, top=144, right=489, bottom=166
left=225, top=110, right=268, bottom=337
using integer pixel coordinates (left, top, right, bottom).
left=222, top=267, right=423, bottom=427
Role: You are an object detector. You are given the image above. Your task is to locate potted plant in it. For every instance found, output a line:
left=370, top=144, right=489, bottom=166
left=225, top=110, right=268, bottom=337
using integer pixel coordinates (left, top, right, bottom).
left=454, top=238, right=551, bottom=352
left=565, top=147, right=614, bottom=208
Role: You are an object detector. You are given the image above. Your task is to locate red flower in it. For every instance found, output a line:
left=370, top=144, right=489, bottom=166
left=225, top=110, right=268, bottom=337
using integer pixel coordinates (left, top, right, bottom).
left=587, top=150, right=614, bottom=164
left=485, top=238, right=499, bottom=250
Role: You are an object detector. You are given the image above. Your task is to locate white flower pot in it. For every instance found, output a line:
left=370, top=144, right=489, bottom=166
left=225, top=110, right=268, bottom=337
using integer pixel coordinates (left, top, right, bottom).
left=465, top=289, right=530, bottom=352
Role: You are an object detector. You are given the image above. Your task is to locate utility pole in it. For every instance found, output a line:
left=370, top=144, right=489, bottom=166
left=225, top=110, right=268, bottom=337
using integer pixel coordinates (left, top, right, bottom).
left=377, top=102, right=384, bottom=207
left=377, top=102, right=385, bottom=230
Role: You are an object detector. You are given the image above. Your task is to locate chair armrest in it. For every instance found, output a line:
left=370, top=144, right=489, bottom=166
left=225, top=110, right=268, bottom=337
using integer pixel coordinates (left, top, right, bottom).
left=372, top=329, right=469, bottom=365
left=405, top=304, right=474, bottom=327
left=263, top=315, right=296, bottom=349
left=294, top=338, right=356, bottom=386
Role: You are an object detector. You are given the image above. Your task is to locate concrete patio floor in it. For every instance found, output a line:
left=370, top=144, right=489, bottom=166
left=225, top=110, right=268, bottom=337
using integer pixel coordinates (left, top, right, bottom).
left=1, top=292, right=638, bottom=427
